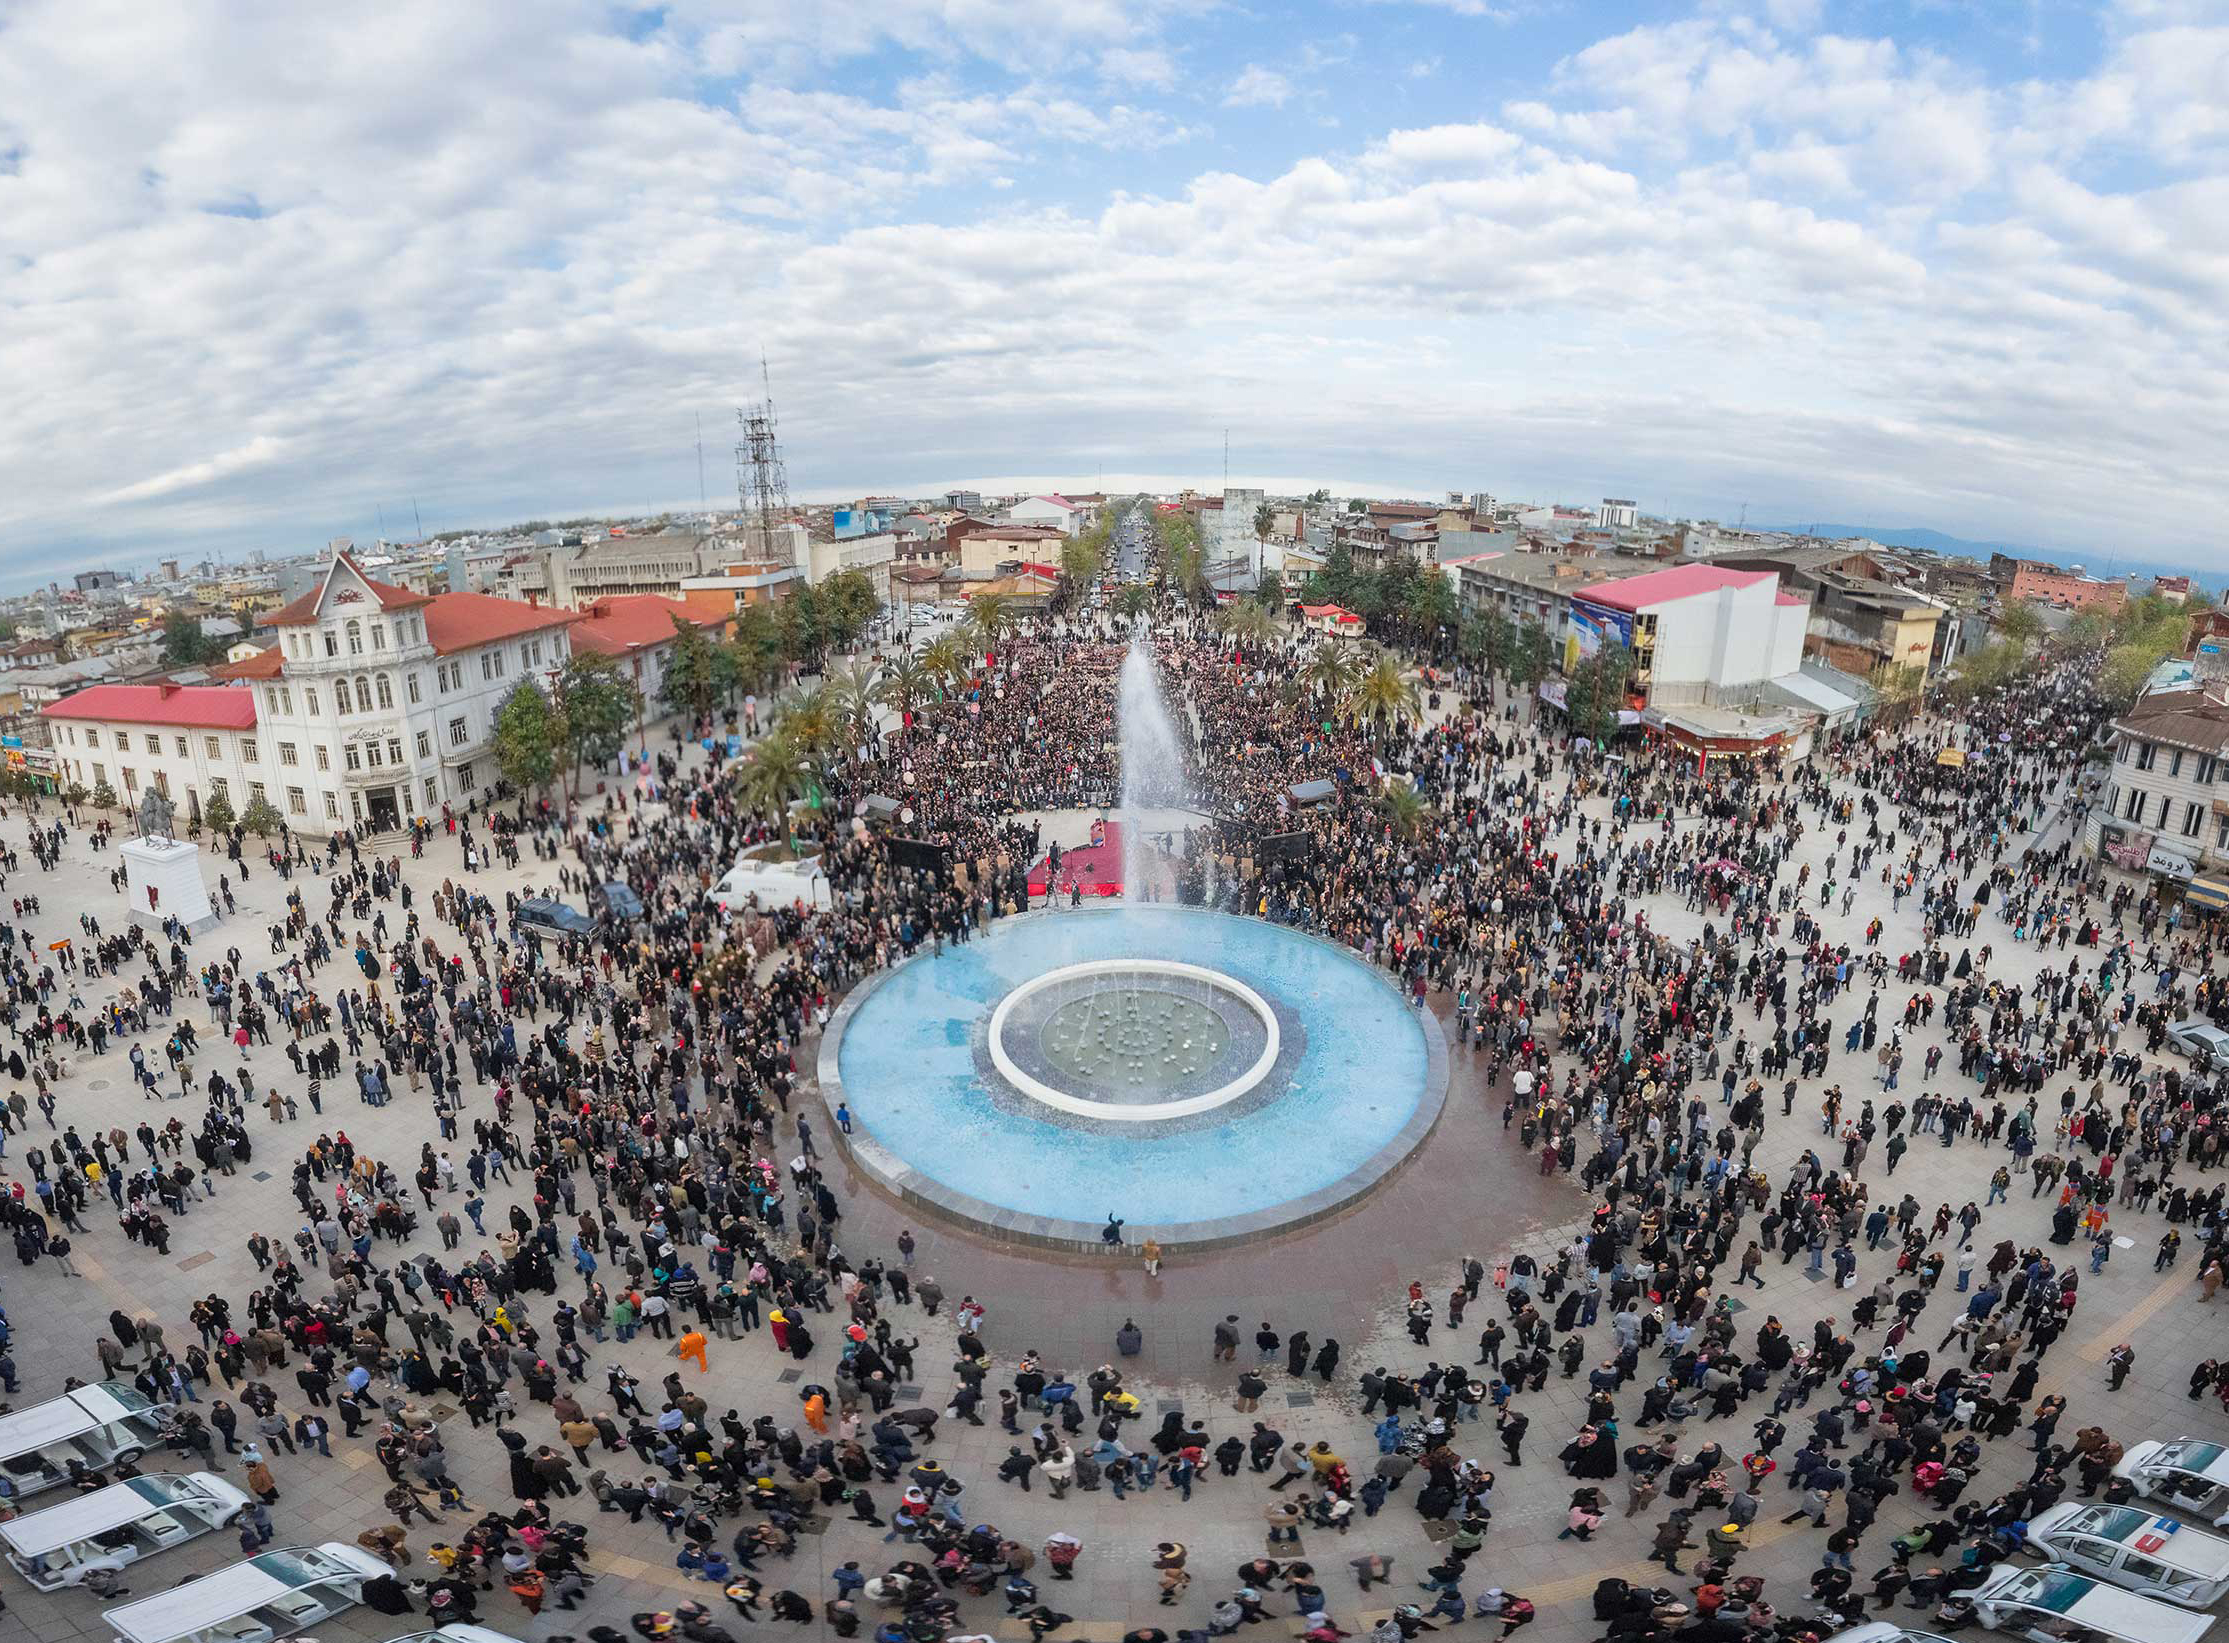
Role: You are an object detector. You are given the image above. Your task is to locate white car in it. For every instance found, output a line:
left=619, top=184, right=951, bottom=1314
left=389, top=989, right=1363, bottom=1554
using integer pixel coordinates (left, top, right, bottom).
left=2165, top=1020, right=2229, bottom=1064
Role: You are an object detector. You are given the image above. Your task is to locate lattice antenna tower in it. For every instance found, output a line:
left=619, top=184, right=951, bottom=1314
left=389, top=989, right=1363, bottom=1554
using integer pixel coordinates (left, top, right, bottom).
left=735, top=354, right=794, bottom=563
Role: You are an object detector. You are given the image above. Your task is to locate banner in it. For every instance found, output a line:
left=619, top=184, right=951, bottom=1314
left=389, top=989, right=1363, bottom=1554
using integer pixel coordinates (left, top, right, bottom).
left=1565, top=598, right=1634, bottom=672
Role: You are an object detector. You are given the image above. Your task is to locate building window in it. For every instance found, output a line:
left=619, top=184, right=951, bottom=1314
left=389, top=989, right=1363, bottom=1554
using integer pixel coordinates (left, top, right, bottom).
left=324, top=793, right=339, bottom=819
left=345, top=744, right=362, bottom=772
left=279, top=687, right=292, bottom=714
left=449, top=717, right=468, bottom=747
left=153, top=771, right=169, bottom=797
left=92, top=762, right=105, bottom=785
left=355, top=677, right=373, bottom=713
left=204, top=736, right=221, bottom=759
left=387, top=737, right=403, bottom=766
left=323, top=629, right=339, bottom=658
left=406, top=672, right=421, bottom=705
left=121, top=766, right=137, bottom=793
left=457, top=760, right=475, bottom=790
left=2125, top=786, right=2146, bottom=821
left=346, top=619, right=363, bottom=656
left=2136, top=742, right=2156, bottom=771
left=278, top=742, right=298, bottom=766
left=241, top=737, right=258, bottom=763
left=144, top=733, right=161, bottom=754
left=208, top=775, right=227, bottom=801
left=314, top=745, right=329, bottom=771
left=249, top=781, right=266, bottom=805
left=415, top=730, right=431, bottom=759
left=174, top=736, right=187, bottom=757
left=371, top=623, right=386, bottom=651
left=304, top=688, right=319, bottom=717
left=287, top=786, right=307, bottom=815
left=423, top=776, right=439, bottom=807
left=2171, top=749, right=2185, bottom=779
left=366, top=741, right=382, bottom=769
left=376, top=674, right=393, bottom=710
left=84, top=729, right=98, bottom=748
left=2186, top=801, right=2205, bottom=838
left=481, top=651, right=504, bottom=681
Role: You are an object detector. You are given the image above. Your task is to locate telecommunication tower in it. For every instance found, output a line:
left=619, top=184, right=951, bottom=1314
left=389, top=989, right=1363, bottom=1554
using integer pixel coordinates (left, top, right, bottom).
left=735, top=356, right=794, bottom=565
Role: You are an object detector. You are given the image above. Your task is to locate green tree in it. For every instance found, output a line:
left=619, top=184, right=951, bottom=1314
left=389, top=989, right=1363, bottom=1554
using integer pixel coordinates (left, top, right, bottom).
left=778, top=584, right=827, bottom=670
left=1996, top=599, right=2045, bottom=651
left=729, top=605, right=785, bottom=698
left=64, top=781, right=88, bottom=809
left=202, top=788, right=237, bottom=834
left=1256, top=569, right=1286, bottom=611
left=826, top=659, right=884, bottom=745
left=1114, top=585, right=1155, bottom=621
left=735, top=729, right=813, bottom=841
left=1346, top=498, right=1367, bottom=513
left=1565, top=640, right=1637, bottom=743
left=1301, top=638, right=1362, bottom=708
left=1347, top=652, right=1422, bottom=735
left=161, top=611, right=221, bottom=667
left=492, top=679, right=562, bottom=800
left=1379, top=779, right=1431, bottom=838
left=2100, top=643, right=2160, bottom=709
left=1306, top=488, right=1330, bottom=504
left=920, top=633, right=968, bottom=696
left=1059, top=533, right=1106, bottom=591
left=240, top=793, right=282, bottom=836
left=966, top=592, right=1012, bottom=656
left=89, top=777, right=118, bottom=810
left=1221, top=601, right=1276, bottom=654
left=2059, top=610, right=2115, bottom=655
left=660, top=615, right=723, bottom=723
left=818, top=568, right=882, bottom=652
left=877, top=651, right=932, bottom=724
left=1509, top=622, right=1555, bottom=692
left=1253, top=501, right=1276, bottom=544
left=1873, top=661, right=1926, bottom=724
left=1405, top=572, right=1457, bottom=650
left=1461, top=607, right=1515, bottom=700
left=558, top=652, right=641, bottom=792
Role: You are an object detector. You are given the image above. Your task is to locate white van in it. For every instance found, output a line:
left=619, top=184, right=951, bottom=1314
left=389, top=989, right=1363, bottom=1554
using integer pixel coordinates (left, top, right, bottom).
left=0, top=1470, right=251, bottom=1590
left=391, top=1627, right=532, bottom=1643
left=0, top=1381, right=174, bottom=1498
left=2115, top=1439, right=2229, bottom=1526
left=101, top=1541, right=393, bottom=1643
left=706, top=855, right=831, bottom=913
left=1960, top=1563, right=2214, bottom=1643
left=2025, top=1503, right=2229, bottom=1607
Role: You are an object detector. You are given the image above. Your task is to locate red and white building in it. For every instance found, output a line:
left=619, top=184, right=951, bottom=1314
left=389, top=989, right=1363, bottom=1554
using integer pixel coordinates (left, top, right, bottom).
left=44, top=555, right=576, bottom=834
left=568, top=593, right=732, bottom=703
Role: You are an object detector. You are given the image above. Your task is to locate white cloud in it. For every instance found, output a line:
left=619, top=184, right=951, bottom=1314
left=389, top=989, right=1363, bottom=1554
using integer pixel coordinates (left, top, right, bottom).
left=1224, top=65, right=1294, bottom=108
left=1, top=0, right=2227, bottom=575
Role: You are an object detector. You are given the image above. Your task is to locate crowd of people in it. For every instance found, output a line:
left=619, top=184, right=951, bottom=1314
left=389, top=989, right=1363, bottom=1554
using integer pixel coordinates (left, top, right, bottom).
left=0, top=562, right=2223, bottom=1643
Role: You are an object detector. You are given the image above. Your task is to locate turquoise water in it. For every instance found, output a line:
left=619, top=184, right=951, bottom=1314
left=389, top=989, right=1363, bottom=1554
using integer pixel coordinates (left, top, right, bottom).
left=836, top=906, right=1430, bottom=1226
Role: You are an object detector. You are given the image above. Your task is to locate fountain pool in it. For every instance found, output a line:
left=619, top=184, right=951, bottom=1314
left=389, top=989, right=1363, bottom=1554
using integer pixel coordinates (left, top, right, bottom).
left=819, top=904, right=1448, bottom=1250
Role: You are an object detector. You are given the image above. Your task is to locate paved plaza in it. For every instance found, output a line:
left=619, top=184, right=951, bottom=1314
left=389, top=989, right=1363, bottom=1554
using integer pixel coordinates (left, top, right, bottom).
left=0, top=687, right=2223, bottom=1643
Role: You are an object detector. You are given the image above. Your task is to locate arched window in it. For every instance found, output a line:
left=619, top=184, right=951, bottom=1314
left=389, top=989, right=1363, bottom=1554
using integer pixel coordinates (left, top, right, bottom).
left=346, top=619, right=363, bottom=657
left=376, top=674, right=393, bottom=710
left=355, top=676, right=373, bottom=713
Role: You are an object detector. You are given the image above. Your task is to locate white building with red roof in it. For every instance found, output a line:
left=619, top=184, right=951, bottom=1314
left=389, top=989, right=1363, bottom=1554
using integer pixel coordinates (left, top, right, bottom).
left=44, top=554, right=578, bottom=835
left=568, top=593, right=731, bottom=703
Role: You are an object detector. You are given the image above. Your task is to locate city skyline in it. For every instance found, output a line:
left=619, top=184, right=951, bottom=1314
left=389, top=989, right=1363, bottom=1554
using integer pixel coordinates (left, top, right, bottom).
left=3, top=1, right=2223, bottom=579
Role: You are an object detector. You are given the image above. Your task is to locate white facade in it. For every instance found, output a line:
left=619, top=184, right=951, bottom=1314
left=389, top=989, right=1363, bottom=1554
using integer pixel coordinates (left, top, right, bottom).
left=1638, top=580, right=1807, bottom=705
left=1598, top=498, right=1639, bottom=530
left=46, top=557, right=576, bottom=836
left=806, top=532, right=897, bottom=602
left=1007, top=496, right=1082, bottom=535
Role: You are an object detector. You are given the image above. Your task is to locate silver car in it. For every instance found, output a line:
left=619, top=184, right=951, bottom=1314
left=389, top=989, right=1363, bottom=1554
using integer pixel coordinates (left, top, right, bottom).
left=2166, top=1019, right=2229, bottom=1065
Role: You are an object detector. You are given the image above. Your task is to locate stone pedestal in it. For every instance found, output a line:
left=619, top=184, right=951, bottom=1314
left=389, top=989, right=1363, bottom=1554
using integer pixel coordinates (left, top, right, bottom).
left=120, top=836, right=219, bottom=935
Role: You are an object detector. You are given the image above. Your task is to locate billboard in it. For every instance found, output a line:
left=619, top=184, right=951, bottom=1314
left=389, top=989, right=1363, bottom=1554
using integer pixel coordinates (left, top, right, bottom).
left=1566, top=598, right=1634, bottom=672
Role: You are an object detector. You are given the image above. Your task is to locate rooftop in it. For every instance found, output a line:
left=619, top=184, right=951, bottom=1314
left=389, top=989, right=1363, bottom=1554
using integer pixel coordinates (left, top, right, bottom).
left=568, top=594, right=727, bottom=658
left=40, top=682, right=256, bottom=730
left=2116, top=684, right=2229, bottom=754
left=1581, top=563, right=1774, bottom=612
left=265, top=553, right=431, bottom=626
left=422, top=592, right=578, bottom=655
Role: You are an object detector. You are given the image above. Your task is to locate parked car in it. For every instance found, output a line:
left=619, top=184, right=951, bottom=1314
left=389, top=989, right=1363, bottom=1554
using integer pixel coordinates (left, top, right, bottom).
left=2165, top=1020, right=2229, bottom=1065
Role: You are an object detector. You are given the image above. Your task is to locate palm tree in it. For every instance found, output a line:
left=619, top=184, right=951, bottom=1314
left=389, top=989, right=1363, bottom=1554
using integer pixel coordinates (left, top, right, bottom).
left=919, top=634, right=968, bottom=697
left=1379, top=779, right=1431, bottom=838
left=1114, top=585, right=1154, bottom=622
left=877, top=651, right=932, bottom=722
left=735, top=729, right=813, bottom=841
left=779, top=688, right=839, bottom=768
left=967, top=592, right=1011, bottom=656
left=1221, top=601, right=1276, bottom=654
left=1301, top=639, right=1361, bottom=708
left=826, top=659, right=883, bottom=742
left=1347, top=651, right=1421, bottom=734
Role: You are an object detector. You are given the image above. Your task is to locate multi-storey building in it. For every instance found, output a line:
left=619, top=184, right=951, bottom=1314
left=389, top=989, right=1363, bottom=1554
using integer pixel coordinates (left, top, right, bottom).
left=43, top=555, right=575, bottom=836
left=2089, top=684, right=2229, bottom=883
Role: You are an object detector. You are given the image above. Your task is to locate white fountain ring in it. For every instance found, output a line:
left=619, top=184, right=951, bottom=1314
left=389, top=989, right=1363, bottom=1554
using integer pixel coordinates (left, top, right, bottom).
left=988, top=959, right=1281, bottom=1122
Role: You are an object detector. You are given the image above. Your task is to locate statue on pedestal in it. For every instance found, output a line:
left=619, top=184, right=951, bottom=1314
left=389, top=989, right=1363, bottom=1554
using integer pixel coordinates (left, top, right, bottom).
left=134, top=786, right=177, bottom=846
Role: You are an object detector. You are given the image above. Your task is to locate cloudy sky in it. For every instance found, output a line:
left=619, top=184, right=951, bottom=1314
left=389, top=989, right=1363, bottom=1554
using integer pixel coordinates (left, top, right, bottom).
left=3, top=0, right=2225, bottom=584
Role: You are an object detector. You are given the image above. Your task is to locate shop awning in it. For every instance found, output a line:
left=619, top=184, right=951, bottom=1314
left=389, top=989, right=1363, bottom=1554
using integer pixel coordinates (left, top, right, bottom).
left=2185, top=877, right=2229, bottom=911
left=1936, top=747, right=1967, bottom=766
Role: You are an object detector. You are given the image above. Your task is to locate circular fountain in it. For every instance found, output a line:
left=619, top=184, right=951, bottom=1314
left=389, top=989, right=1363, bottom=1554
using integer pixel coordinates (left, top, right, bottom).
left=819, top=904, right=1448, bottom=1251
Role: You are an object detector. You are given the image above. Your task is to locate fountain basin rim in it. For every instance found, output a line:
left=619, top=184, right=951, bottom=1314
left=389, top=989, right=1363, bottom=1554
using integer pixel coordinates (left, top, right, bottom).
left=987, top=958, right=1279, bottom=1120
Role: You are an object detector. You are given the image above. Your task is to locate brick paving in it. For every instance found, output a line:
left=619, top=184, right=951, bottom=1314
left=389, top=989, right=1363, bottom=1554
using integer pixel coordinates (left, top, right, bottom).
left=0, top=710, right=2224, bottom=1643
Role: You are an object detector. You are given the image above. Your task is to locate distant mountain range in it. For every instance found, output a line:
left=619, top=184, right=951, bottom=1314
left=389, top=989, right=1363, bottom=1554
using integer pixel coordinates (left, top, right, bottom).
left=1752, top=524, right=2206, bottom=587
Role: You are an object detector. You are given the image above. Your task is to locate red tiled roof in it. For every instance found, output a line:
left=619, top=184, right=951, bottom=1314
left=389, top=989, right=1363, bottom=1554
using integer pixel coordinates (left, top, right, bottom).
left=211, top=646, right=283, bottom=680
left=1299, top=603, right=1364, bottom=624
left=422, top=592, right=577, bottom=656
left=569, top=594, right=725, bottom=658
left=266, top=553, right=432, bottom=625
left=1579, top=564, right=1772, bottom=612
left=41, top=683, right=255, bottom=729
